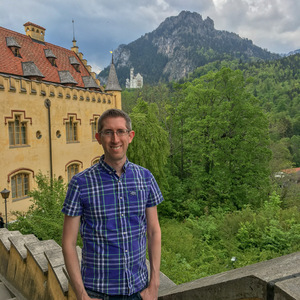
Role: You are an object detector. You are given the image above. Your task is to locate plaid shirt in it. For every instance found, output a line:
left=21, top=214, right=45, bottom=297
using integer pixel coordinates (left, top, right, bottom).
left=62, top=156, right=163, bottom=295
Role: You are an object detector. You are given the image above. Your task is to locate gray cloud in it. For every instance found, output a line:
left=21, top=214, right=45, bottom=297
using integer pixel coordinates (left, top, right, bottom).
left=210, top=0, right=300, bottom=53
left=1, top=0, right=300, bottom=72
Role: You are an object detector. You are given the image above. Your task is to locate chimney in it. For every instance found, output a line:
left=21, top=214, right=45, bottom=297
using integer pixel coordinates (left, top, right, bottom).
left=23, top=22, right=46, bottom=42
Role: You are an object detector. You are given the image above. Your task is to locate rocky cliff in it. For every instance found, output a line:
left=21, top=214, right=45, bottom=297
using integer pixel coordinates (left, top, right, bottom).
left=99, top=11, right=280, bottom=86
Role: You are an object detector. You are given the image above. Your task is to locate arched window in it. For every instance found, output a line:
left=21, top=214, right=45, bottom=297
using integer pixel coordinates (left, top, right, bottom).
left=11, top=173, right=30, bottom=200
left=8, top=115, right=27, bottom=146
left=66, top=116, right=78, bottom=142
left=92, top=158, right=100, bottom=165
left=67, top=163, right=80, bottom=182
left=90, top=115, right=100, bottom=141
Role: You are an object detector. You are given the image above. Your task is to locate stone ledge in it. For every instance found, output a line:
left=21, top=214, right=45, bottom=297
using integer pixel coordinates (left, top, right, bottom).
left=44, top=248, right=68, bottom=294
left=0, top=229, right=22, bottom=251
left=2, top=227, right=298, bottom=300
left=9, top=234, right=39, bottom=260
left=273, top=275, right=300, bottom=300
left=24, top=240, right=61, bottom=274
left=158, top=252, right=300, bottom=300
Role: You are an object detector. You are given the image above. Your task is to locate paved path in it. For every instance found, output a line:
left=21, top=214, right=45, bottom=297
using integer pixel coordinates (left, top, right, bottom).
left=0, top=274, right=25, bottom=300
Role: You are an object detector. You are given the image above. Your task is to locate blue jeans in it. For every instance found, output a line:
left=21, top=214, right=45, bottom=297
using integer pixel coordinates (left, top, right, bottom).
left=86, top=289, right=143, bottom=300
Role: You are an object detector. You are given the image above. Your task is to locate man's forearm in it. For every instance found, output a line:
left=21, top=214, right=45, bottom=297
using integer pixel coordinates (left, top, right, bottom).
left=62, top=215, right=89, bottom=300
left=63, top=244, right=88, bottom=299
left=145, top=206, right=162, bottom=299
left=147, top=225, right=161, bottom=291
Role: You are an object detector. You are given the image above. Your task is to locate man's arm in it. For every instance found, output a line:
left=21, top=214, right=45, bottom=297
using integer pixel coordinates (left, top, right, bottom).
left=141, top=206, right=161, bottom=300
left=62, top=215, right=92, bottom=300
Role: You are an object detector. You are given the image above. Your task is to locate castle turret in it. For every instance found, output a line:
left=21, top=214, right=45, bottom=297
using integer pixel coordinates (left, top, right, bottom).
left=23, top=22, right=45, bottom=42
left=105, top=55, right=122, bottom=109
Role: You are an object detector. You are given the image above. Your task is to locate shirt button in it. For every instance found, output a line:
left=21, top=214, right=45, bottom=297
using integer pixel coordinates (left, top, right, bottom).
left=121, top=214, right=124, bottom=217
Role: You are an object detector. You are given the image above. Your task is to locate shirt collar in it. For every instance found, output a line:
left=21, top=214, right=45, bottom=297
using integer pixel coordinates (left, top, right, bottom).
left=99, top=155, right=130, bottom=173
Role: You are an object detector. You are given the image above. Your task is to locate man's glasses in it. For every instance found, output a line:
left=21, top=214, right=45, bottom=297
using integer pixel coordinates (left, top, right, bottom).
left=100, top=129, right=130, bottom=137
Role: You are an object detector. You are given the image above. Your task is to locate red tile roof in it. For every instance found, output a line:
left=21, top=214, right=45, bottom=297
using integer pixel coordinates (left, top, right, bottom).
left=282, top=167, right=300, bottom=174
left=0, top=25, right=96, bottom=89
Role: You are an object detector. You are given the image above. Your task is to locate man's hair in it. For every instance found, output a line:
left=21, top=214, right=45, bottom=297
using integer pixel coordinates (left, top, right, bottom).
left=98, top=109, right=132, bottom=132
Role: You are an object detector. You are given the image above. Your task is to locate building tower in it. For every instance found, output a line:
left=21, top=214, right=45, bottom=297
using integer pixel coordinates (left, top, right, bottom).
left=105, top=54, right=122, bottom=109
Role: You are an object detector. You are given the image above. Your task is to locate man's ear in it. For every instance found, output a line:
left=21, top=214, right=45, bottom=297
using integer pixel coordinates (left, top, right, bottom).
left=95, top=132, right=102, bottom=144
left=129, top=130, right=135, bottom=143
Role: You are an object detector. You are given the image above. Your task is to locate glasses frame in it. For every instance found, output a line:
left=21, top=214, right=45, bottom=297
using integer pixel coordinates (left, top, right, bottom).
left=100, top=129, right=131, bottom=137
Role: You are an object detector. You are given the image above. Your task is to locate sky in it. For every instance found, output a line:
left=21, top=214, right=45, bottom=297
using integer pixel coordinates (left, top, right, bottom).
left=1, top=0, right=300, bottom=73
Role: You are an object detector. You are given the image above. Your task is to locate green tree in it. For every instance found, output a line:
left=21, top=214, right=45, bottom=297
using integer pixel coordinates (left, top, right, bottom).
left=175, top=68, right=271, bottom=212
left=269, top=139, right=293, bottom=175
left=127, top=99, right=170, bottom=191
left=9, top=173, right=67, bottom=245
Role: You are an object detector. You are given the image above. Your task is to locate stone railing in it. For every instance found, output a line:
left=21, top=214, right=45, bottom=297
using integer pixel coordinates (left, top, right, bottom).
left=158, top=251, right=300, bottom=300
left=0, top=228, right=78, bottom=300
left=1, top=227, right=300, bottom=300
left=0, top=228, right=175, bottom=300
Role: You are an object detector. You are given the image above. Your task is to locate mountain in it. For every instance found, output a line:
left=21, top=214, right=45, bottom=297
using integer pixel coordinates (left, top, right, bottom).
left=285, top=49, right=300, bottom=56
left=99, top=11, right=280, bottom=86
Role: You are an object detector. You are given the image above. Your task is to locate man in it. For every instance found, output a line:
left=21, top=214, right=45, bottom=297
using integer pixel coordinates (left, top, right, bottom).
left=62, top=109, right=163, bottom=300
left=0, top=212, right=4, bottom=228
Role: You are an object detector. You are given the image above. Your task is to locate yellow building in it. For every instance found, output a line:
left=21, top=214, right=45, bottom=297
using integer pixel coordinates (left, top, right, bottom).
left=0, top=22, right=122, bottom=221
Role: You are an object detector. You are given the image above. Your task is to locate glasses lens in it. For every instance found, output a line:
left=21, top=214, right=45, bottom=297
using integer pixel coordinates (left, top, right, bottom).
left=117, top=130, right=128, bottom=136
left=101, top=130, right=129, bottom=136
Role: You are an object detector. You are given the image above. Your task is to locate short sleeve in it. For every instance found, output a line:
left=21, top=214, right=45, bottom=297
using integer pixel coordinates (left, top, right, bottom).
left=146, top=174, right=164, bottom=208
left=61, top=176, right=83, bottom=216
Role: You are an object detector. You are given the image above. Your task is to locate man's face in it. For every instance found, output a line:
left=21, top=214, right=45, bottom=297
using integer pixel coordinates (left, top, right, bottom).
left=95, top=117, right=135, bottom=166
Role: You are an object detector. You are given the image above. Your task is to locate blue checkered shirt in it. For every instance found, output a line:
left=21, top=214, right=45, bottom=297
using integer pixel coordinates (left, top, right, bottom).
left=62, top=156, right=163, bottom=295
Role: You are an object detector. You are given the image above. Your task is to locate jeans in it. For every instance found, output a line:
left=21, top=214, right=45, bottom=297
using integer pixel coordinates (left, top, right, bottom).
left=86, top=289, right=143, bottom=300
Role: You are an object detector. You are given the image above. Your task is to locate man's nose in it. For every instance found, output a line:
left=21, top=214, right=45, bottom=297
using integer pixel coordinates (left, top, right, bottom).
left=111, top=132, right=120, bottom=141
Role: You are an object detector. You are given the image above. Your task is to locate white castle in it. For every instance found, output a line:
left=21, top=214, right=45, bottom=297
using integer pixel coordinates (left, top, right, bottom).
left=126, top=68, right=143, bottom=89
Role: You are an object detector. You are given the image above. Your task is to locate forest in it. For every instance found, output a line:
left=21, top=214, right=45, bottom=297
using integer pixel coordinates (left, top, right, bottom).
left=9, top=54, right=300, bottom=284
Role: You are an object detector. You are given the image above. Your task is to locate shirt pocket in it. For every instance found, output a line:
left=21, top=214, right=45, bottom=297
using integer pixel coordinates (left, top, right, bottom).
left=126, top=188, right=148, bottom=216
left=125, top=189, right=148, bottom=235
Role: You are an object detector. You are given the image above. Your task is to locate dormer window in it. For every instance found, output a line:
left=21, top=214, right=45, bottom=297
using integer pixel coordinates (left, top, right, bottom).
left=82, top=76, right=100, bottom=90
left=22, top=61, right=44, bottom=80
left=58, top=71, right=78, bottom=86
left=6, top=37, right=22, bottom=58
left=11, top=47, right=21, bottom=57
left=48, top=57, right=57, bottom=66
left=44, top=49, right=57, bottom=67
left=69, top=56, right=80, bottom=72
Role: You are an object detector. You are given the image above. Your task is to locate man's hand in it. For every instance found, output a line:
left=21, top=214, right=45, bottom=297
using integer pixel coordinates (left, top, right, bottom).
left=140, top=285, right=159, bottom=300
left=80, top=294, right=102, bottom=300
left=78, top=290, right=102, bottom=300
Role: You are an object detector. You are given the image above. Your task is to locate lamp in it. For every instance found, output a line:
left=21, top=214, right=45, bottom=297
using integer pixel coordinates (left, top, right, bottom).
left=1, top=188, right=10, bottom=228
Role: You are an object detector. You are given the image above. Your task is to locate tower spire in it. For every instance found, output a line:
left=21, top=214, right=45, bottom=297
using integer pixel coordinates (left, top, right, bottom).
left=105, top=51, right=121, bottom=92
left=110, top=50, right=114, bottom=64
left=72, top=19, right=76, bottom=42
left=71, top=19, right=78, bottom=54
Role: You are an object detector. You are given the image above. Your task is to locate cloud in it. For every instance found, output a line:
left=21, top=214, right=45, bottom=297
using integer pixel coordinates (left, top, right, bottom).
left=1, top=0, right=300, bottom=70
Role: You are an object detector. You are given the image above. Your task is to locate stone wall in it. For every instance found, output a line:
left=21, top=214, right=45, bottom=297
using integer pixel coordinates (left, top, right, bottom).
left=0, top=228, right=175, bottom=300
left=0, top=228, right=74, bottom=300
left=159, top=252, right=300, bottom=300
left=1, top=227, right=300, bottom=300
